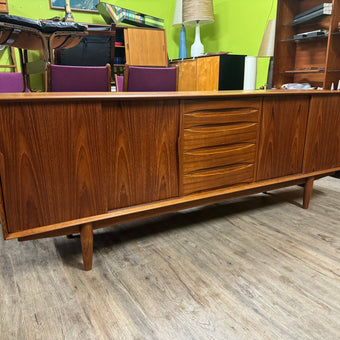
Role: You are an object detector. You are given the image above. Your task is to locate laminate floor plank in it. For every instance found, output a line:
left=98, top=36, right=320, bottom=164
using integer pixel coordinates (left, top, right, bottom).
left=0, top=177, right=339, bottom=339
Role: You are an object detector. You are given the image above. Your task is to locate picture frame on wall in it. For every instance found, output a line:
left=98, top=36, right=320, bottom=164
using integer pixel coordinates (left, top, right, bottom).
left=50, top=0, right=100, bottom=13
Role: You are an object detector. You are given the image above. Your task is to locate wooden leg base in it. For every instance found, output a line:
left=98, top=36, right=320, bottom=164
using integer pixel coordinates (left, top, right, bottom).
left=80, top=223, right=93, bottom=271
left=303, top=177, right=314, bottom=209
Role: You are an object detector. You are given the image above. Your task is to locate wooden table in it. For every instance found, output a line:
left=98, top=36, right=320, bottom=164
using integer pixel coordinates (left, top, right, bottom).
left=0, top=90, right=339, bottom=270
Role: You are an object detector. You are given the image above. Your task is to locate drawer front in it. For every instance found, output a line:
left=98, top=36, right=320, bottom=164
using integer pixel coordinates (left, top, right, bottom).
left=184, top=123, right=257, bottom=151
left=184, top=143, right=256, bottom=174
left=183, top=164, right=254, bottom=195
left=184, top=108, right=259, bottom=128
left=181, top=98, right=261, bottom=194
left=183, top=98, right=261, bottom=116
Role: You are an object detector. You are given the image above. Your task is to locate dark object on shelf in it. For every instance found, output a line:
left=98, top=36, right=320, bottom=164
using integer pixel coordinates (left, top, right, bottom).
left=293, top=3, right=332, bottom=21
left=292, top=3, right=332, bottom=25
left=294, top=29, right=328, bottom=40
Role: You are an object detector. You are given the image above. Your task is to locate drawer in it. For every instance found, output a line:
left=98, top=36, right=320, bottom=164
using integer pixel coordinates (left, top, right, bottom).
left=182, top=98, right=261, bottom=115
left=184, top=143, right=256, bottom=174
left=184, top=123, right=258, bottom=151
left=183, top=164, right=254, bottom=195
left=184, top=107, right=259, bottom=128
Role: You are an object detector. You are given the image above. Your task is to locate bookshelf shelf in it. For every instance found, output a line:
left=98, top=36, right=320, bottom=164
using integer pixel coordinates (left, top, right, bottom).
left=282, top=68, right=325, bottom=75
left=281, top=35, right=328, bottom=43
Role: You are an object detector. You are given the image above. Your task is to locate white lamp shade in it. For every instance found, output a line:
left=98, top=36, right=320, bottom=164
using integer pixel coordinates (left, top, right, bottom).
left=183, top=0, right=214, bottom=26
left=173, top=0, right=183, bottom=27
left=258, top=19, right=276, bottom=57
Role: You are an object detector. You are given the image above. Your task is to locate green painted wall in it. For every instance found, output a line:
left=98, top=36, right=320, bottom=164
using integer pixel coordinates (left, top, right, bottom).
left=1, top=0, right=277, bottom=90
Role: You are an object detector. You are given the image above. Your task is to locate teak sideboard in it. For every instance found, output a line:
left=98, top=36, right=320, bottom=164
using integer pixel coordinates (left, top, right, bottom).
left=0, top=90, right=339, bottom=270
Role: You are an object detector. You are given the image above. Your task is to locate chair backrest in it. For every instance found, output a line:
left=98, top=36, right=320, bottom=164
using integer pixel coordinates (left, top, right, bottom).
left=0, top=72, right=27, bottom=92
left=115, top=74, right=124, bottom=92
left=47, top=63, right=111, bottom=92
left=123, top=65, right=178, bottom=92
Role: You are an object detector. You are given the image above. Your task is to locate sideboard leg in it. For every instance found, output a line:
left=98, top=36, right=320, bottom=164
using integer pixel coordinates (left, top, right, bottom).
left=80, top=223, right=93, bottom=271
left=303, top=177, right=314, bottom=209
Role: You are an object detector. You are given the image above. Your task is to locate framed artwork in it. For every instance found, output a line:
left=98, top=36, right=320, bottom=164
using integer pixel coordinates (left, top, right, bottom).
left=50, top=0, right=100, bottom=13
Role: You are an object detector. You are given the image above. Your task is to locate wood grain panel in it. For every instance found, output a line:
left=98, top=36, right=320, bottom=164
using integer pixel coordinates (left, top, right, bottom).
left=124, top=28, right=168, bottom=66
left=184, top=108, right=259, bottom=128
left=196, top=56, right=219, bottom=91
left=182, top=98, right=261, bottom=114
left=294, top=40, right=327, bottom=70
left=184, top=123, right=258, bottom=151
left=104, top=100, right=180, bottom=210
left=184, top=144, right=256, bottom=174
left=256, top=96, right=309, bottom=181
left=170, top=59, right=197, bottom=91
left=0, top=102, right=107, bottom=232
left=303, top=95, right=340, bottom=172
left=183, top=164, right=254, bottom=195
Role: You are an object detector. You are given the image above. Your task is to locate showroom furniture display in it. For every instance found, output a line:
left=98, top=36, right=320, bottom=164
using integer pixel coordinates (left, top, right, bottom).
left=0, top=90, right=339, bottom=270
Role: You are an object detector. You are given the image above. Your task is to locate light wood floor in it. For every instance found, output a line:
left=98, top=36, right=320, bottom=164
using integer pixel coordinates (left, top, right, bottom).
left=1, top=176, right=339, bottom=340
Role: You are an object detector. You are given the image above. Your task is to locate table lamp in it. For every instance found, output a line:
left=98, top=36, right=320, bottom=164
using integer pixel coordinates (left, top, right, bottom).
left=258, top=19, right=276, bottom=88
left=173, top=0, right=187, bottom=59
left=183, top=0, right=214, bottom=58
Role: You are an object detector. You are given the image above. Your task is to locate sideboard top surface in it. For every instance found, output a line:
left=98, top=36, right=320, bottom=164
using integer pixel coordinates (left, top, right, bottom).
left=0, top=90, right=339, bottom=103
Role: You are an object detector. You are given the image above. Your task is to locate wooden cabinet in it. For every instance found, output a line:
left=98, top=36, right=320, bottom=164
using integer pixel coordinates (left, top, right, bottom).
left=0, top=0, right=8, bottom=14
left=182, top=98, right=261, bottom=194
left=170, top=54, right=245, bottom=91
left=113, top=26, right=168, bottom=76
left=256, top=96, right=309, bottom=181
left=303, top=94, right=340, bottom=172
left=1, top=92, right=340, bottom=270
left=124, top=27, right=168, bottom=66
left=273, top=0, right=340, bottom=90
left=0, top=100, right=179, bottom=233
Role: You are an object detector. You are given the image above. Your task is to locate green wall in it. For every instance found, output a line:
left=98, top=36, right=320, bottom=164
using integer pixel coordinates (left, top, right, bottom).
left=1, top=0, right=277, bottom=90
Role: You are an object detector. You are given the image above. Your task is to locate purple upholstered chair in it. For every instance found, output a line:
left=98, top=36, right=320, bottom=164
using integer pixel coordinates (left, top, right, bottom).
left=47, top=64, right=111, bottom=92
left=123, top=65, right=178, bottom=92
left=0, top=72, right=28, bottom=92
left=115, top=74, right=124, bottom=92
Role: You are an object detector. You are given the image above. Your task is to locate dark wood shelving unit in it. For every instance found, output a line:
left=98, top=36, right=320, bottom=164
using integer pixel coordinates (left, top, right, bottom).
left=273, top=0, right=340, bottom=89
